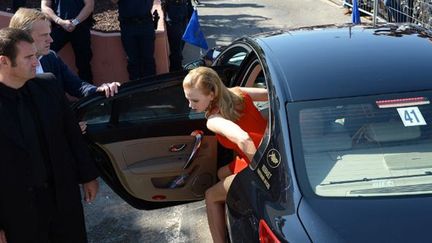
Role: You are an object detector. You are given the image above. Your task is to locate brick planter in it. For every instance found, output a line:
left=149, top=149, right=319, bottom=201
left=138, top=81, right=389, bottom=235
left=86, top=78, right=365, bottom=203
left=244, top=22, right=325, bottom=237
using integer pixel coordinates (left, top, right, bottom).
left=0, top=1, right=169, bottom=86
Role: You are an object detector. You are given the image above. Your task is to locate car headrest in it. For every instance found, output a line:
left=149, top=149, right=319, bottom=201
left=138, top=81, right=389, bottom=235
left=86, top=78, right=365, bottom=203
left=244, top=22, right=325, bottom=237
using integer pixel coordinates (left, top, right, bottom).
left=302, top=132, right=353, bottom=153
left=364, top=121, right=421, bottom=142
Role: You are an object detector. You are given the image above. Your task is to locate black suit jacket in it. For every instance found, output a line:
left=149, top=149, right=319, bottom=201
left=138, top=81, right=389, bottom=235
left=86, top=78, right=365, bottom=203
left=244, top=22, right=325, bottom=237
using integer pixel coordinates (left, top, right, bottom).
left=40, top=50, right=96, bottom=98
left=0, top=74, right=98, bottom=242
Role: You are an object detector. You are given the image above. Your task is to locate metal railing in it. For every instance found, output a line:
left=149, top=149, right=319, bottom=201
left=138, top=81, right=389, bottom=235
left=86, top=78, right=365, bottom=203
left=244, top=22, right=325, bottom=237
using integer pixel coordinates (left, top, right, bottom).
left=342, top=0, right=432, bottom=29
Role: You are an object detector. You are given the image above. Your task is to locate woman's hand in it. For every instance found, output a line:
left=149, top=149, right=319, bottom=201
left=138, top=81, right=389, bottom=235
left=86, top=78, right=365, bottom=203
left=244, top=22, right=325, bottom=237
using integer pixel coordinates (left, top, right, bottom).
left=190, top=130, right=204, bottom=136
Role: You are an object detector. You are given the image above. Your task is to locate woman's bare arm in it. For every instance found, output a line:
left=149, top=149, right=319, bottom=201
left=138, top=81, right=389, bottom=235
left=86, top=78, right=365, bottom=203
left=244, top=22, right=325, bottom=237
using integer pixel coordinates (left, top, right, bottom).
left=237, top=87, right=268, bottom=101
left=207, top=114, right=256, bottom=162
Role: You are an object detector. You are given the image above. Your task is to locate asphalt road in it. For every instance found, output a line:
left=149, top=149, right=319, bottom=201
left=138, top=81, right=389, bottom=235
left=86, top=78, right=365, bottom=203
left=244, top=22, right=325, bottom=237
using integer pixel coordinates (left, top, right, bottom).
left=84, top=180, right=210, bottom=242
left=84, top=1, right=350, bottom=242
left=183, top=0, right=351, bottom=62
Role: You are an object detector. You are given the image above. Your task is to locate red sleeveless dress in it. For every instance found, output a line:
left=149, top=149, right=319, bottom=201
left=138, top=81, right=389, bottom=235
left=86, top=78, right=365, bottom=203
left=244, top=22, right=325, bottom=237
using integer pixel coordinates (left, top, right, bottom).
left=215, top=92, right=267, bottom=174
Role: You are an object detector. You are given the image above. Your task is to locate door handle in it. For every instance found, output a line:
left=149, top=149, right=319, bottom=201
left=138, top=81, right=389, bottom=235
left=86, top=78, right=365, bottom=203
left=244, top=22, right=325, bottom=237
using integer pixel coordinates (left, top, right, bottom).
left=183, top=130, right=204, bottom=170
left=169, top=144, right=187, bottom=152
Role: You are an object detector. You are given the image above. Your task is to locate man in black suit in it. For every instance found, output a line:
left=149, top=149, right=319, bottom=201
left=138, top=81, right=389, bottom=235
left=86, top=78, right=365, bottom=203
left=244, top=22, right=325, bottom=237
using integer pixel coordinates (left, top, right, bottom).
left=9, top=8, right=121, bottom=99
left=0, top=28, right=99, bottom=243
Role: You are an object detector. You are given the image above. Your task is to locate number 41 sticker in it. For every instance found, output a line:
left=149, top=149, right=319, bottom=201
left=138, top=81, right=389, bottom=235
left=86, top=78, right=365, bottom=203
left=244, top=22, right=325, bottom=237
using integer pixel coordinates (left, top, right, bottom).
left=397, top=107, right=427, bottom=127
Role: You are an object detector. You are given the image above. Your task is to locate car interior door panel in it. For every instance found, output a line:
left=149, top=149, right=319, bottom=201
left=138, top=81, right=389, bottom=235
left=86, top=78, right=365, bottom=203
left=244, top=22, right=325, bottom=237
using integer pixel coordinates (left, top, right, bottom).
left=96, top=135, right=217, bottom=201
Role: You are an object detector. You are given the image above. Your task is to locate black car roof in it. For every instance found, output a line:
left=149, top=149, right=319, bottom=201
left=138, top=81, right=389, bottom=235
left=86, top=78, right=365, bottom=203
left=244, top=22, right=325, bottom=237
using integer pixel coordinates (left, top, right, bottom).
left=253, top=24, right=432, bottom=102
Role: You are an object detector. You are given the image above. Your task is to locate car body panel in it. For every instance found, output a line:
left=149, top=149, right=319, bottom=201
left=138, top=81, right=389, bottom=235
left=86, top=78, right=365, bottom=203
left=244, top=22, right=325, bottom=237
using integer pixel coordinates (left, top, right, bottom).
left=226, top=24, right=432, bottom=242
left=299, top=196, right=432, bottom=242
left=256, top=25, right=432, bottom=102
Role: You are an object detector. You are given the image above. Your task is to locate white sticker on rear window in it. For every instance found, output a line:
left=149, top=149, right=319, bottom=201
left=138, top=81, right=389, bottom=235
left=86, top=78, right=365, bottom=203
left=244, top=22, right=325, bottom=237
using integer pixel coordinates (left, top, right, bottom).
left=397, top=107, right=427, bottom=126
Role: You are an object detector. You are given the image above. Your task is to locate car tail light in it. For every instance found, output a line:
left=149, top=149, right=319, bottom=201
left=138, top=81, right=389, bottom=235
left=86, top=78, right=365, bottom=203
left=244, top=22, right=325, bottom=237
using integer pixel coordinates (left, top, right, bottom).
left=259, top=219, right=280, bottom=243
left=376, top=97, right=429, bottom=108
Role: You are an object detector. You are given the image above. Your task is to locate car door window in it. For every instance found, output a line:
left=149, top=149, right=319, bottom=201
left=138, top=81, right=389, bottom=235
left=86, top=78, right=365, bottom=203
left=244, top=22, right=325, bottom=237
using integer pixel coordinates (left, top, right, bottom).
left=241, top=60, right=266, bottom=89
left=79, top=81, right=205, bottom=126
left=117, top=83, right=192, bottom=123
left=215, top=45, right=250, bottom=67
left=80, top=100, right=111, bottom=125
left=231, top=56, right=270, bottom=170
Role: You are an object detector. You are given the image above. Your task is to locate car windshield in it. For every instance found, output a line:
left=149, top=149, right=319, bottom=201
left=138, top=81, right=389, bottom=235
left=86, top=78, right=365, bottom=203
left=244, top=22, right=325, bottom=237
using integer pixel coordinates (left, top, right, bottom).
left=288, top=91, right=432, bottom=197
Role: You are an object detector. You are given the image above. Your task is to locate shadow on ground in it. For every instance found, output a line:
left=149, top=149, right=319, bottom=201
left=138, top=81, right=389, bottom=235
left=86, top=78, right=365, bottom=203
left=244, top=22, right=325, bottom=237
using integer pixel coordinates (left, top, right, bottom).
left=183, top=12, right=279, bottom=63
left=84, top=179, right=209, bottom=242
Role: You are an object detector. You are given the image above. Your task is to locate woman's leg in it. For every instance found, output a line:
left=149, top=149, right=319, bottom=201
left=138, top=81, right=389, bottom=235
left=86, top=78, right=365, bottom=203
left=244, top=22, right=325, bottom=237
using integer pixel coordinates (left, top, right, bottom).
left=205, top=174, right=236, bottom=243
left=217, top=164, right=232, bottom=180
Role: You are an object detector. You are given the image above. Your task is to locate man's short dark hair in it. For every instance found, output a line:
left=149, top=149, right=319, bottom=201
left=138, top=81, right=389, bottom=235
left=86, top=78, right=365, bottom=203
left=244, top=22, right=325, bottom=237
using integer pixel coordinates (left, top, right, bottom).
left=0, top=27, right=34, bottom=66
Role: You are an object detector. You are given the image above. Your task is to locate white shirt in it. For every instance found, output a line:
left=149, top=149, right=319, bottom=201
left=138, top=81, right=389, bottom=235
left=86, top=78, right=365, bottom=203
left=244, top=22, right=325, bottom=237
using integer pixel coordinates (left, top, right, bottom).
left=36, top=57, right=44, bottom=74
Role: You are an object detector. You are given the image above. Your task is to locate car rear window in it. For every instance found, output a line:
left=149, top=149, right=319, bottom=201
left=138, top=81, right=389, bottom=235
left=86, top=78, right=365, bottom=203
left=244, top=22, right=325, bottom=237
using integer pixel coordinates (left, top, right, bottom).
left=288, top=91, right=432, bottom=197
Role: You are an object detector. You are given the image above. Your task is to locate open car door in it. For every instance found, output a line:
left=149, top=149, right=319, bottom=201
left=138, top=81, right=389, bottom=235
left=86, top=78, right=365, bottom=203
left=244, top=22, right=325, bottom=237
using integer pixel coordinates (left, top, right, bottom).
left=73, top=69, right=237, bottom=210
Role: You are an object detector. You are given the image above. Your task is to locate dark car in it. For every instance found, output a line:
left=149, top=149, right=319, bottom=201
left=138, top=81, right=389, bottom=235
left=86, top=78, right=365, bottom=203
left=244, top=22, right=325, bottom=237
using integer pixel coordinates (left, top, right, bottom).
left=74, top=24, right=432, bottom=242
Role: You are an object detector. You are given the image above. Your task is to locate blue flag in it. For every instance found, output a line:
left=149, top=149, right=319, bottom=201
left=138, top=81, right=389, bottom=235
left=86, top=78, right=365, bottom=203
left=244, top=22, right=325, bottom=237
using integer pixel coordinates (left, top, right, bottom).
left=352, top=0, right=361, bottom=25
left=182, top=9, right=209, bottom=50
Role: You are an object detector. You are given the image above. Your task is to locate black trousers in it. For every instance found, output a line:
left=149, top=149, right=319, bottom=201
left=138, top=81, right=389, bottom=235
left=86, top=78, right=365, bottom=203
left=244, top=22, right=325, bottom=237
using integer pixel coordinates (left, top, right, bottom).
left=166, top=20, right=187, bottom=72
left=51, top=23, right=93, bottom=83
left=120, top=21, right=156, bottom=80
left=164, top=3, right=191, bottom=72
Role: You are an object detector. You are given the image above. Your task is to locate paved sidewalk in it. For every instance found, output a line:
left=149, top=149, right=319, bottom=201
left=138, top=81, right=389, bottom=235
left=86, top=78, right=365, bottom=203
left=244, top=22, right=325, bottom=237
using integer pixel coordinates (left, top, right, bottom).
left=84, top=179, right=212, bottom=242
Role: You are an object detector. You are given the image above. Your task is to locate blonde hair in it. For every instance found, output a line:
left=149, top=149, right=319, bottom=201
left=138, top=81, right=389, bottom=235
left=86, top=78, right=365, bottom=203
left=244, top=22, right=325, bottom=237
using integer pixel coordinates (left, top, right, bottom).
left=183, top=67, right=244, bottom=121
left=9, top=8, right=50, bottom=34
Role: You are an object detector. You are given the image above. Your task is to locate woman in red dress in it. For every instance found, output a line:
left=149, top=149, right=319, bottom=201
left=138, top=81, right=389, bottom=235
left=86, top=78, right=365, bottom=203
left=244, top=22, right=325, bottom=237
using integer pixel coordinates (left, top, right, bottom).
left=183, top=67, right=267, bottom=243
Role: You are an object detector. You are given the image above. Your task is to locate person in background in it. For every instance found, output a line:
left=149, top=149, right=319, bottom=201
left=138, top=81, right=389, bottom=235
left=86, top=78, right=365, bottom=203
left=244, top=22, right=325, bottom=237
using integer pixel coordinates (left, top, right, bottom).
left=9, top=8, right=120, bottom=98
left=0, top=27, right=98, bottom=243
left=162, top=0, right=194, bottom=72
left=111, top=0, right=156, bottom=80
left=385, top=0, right=403, bottom=22
left=41, top=0, right=95, bottom=83
left=385, top=0, right=414, bottom=23
left=182, top=67, right=268, bottom=243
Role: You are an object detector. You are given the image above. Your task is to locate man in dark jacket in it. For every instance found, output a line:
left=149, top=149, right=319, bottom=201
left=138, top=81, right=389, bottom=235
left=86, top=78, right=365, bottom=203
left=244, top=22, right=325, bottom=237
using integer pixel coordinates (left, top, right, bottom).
left=41, top=50, right=98, bottom=97
left=10, top=8, right=120, bottom=99
left=0, top=27, right=98, bottom=243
